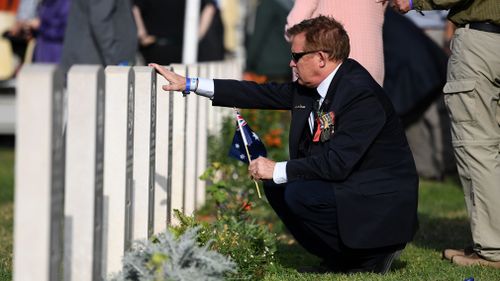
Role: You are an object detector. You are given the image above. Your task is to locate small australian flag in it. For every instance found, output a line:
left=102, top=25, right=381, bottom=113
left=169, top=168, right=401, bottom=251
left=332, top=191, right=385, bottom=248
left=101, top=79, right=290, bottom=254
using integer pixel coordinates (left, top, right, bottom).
left=228, top=111, right=267, bottom=163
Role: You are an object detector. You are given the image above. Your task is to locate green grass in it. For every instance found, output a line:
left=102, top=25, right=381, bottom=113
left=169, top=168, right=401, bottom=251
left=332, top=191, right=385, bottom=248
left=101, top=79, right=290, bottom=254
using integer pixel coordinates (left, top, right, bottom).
left=0, top=147, right=14, bottom=281
left=260, top=178, right=500, bottom=281
left=1, top=144, right=500, bottom=280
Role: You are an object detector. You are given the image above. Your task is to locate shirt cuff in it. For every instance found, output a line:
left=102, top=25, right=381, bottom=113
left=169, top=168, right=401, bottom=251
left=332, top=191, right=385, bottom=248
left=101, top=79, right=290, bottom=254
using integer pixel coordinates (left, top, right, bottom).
left=273, top=161, right=288, bottom=184
left=195, top=78, right=215, bottom=99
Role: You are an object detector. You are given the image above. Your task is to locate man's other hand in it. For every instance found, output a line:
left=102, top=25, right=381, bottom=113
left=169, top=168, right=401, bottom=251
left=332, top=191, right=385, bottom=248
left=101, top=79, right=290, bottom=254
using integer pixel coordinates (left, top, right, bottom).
left=249, top=156, right=276, bottom=180
left=149, top=63, right=186, bottom=92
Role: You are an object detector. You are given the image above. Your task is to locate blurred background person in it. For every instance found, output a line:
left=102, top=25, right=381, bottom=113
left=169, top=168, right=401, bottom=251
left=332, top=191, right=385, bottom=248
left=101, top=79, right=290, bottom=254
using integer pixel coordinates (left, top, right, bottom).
left=60, top=0, right=137, bottom=72
left=132, top=0, right=185, bottom=65
left=3, top=0, right=69, bottom=77
left=383, top=8, right=454, bottom=180
left=285, top=0, right=386, bottom=86
left=5, top=0, right=34, bottom=42
left=31, top=0, right=70, bottom=63
left=243, top=0, right=292, bottom=83
left=389, top=0, right=500, bottom=268
left=6, top=0, right=69, bottom=64
left=197, top=0, right=224, bottom=62
left=0, top=0, right=20, bottom=80
left=9, top=0, right=70, bottom=63
left=132, top=0, right=224, bottom=65
left=2, top=0, right=32, bottom=80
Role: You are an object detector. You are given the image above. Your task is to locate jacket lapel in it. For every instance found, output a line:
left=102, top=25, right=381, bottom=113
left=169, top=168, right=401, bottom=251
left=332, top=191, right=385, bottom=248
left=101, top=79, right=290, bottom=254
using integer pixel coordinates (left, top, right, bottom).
left=289, top=86, right=316, bottom=158
left=289, top=60, right=350, bottom=158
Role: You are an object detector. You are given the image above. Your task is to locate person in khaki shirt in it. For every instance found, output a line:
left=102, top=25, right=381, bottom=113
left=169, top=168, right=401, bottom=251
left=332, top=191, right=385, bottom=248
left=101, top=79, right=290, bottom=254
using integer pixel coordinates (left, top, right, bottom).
left=387, top=0, right=500, bottom=269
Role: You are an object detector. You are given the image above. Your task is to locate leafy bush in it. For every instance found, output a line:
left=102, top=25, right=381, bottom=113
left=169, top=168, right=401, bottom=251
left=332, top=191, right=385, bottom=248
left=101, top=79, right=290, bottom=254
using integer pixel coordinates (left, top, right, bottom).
left=109, top=227, right=236, bottom=281
left=111, top=111, right=287, bottom=281
left=171, top=210, right=277, bottom=281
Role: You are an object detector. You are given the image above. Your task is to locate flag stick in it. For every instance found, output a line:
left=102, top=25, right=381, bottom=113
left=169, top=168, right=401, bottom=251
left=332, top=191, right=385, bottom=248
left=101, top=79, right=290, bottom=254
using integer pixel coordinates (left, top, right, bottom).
left=234, top=108, right=262, bottom=199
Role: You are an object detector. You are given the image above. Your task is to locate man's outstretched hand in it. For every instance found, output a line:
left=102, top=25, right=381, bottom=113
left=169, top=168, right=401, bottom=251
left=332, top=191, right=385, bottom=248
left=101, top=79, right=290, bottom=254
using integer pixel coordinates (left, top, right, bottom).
left=376, top=0, right=411, bottom=13
left=149, top=63, right=186, bottom=92
left=249, top=156, right=276, bottom=181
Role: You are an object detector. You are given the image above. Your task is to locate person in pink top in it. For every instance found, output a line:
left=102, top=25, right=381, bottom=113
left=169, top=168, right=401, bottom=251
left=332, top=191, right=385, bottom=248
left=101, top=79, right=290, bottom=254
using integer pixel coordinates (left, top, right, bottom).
left=286, top=0, right=386, bottom=86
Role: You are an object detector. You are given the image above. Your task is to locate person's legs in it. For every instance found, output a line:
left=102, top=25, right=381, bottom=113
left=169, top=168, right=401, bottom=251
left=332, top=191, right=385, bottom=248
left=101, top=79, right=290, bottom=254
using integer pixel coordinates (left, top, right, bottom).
left=444, top=27, right=500, bottom=262
left=263, top=181, right=339, bottom=260
left=405, top=102, right=444, bottom=179
left=265, top=180, right=403, bottom=273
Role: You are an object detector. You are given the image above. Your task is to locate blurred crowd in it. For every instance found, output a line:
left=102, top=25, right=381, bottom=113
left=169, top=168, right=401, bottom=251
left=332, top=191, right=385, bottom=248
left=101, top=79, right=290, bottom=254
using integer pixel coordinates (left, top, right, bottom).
left=1, top=0, right=455, bottom=179
left=0, top=0, right=227, bottom=76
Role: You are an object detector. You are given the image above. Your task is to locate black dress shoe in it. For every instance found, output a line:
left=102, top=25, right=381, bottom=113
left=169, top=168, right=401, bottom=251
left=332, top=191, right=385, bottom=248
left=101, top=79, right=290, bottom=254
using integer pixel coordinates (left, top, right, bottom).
left=373, top=249, right=402, bottom=274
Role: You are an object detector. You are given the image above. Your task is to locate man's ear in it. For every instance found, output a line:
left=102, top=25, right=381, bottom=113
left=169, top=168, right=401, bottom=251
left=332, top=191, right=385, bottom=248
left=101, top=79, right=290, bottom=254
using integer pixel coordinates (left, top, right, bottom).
left=318, top=52, right=327, bottom=68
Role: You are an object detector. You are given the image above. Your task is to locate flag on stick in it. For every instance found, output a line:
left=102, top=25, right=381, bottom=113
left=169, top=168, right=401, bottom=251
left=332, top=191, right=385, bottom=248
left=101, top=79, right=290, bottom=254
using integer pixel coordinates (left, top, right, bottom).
left=229, top=109, right=267, bottom=198
left=229, top=111, right=267, bottom=162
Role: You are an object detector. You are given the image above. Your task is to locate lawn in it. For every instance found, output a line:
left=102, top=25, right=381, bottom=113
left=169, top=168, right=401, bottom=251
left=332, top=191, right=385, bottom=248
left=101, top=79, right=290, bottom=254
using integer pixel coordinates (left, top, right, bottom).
left=0, top=147, right=14, bottom=281
left=1, top=144, right=499, bottom=280
left=261, top=178, right=500, bottom=281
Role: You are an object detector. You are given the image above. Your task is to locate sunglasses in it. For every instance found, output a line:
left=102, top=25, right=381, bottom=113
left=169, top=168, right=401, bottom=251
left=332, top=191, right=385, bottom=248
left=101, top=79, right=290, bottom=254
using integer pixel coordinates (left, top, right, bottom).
left=291, top=50, right=329, bottom=63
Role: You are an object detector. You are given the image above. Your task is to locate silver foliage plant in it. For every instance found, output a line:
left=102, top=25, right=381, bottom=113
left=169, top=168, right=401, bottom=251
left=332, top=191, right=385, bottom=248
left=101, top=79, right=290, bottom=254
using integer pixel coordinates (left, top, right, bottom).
left=109, top=227, right=237, bottom=281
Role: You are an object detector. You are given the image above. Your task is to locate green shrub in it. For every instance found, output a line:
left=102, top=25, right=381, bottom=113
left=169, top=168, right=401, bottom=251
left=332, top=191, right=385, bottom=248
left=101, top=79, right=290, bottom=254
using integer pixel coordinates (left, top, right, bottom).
left=172, top=209, right=277, bottom=280
left=110, top=227, right=236, bottom=281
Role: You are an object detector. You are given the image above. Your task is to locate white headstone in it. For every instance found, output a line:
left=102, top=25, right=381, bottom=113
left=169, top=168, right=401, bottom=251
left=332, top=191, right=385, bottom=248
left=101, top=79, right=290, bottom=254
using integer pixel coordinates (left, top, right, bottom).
left=64, top=65, right=105, bottom=281
left=195, top=66, right=208, bottom=209
left=184, top=65, right=198, bottom=215
left=102, top=66, right=134, bottom=277
left=14, top=65, right=65, bottom=281
left=206, top=63, right=218, bottom=134
left=154, top=66, right=171, bottom=226
left=169, top=64, right=187, bottom=224
left=130, top=66, right=156, bottom=240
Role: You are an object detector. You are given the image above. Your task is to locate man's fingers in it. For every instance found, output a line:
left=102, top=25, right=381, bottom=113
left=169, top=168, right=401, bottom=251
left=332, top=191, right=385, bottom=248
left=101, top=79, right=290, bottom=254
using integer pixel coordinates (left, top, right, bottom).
left=248, top=160, right=258, bottom=178
left=149, top=63, right=171, bottom=78
left=248, top=159, right=256, bottom=170
left=149, top=63, right=176, bottom=81
left=150, top=63, right=185, bottom=92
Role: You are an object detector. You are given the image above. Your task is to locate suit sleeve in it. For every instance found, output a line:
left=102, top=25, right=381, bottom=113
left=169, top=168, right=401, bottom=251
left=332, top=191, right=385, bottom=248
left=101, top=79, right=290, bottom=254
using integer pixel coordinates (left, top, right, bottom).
left=286, top=89, right=386, bottom=181
left=212, top=79, right=295, bottom=110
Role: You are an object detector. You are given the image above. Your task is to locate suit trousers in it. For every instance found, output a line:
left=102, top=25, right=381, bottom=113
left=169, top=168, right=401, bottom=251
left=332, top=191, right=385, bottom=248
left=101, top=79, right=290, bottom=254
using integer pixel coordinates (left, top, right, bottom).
left=443, top=26, right=500, bottom=261
left=264, top=180, right=404, bottom=272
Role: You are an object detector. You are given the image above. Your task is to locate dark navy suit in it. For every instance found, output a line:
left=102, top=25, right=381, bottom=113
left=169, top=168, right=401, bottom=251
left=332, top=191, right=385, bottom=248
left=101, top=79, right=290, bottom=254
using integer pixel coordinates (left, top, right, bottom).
left=212, top=59, right=418, bottom=271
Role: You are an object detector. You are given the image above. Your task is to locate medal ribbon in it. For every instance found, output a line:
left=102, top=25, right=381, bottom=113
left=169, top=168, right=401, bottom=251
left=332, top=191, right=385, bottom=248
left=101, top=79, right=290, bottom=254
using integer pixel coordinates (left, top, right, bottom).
left=313, top=115, right=321, bottom=142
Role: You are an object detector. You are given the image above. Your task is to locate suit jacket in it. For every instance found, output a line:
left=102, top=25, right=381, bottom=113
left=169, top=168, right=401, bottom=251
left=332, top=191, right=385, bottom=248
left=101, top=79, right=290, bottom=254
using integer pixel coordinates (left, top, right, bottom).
left=60, top=0, right=137, bottom=72
left=212, top=59, right=418, bottom=249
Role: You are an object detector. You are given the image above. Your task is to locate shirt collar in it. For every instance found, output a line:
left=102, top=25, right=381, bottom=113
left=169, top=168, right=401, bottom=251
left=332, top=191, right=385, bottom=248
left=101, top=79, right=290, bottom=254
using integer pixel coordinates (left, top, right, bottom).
left=316, top=63, right=342, bottom=100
